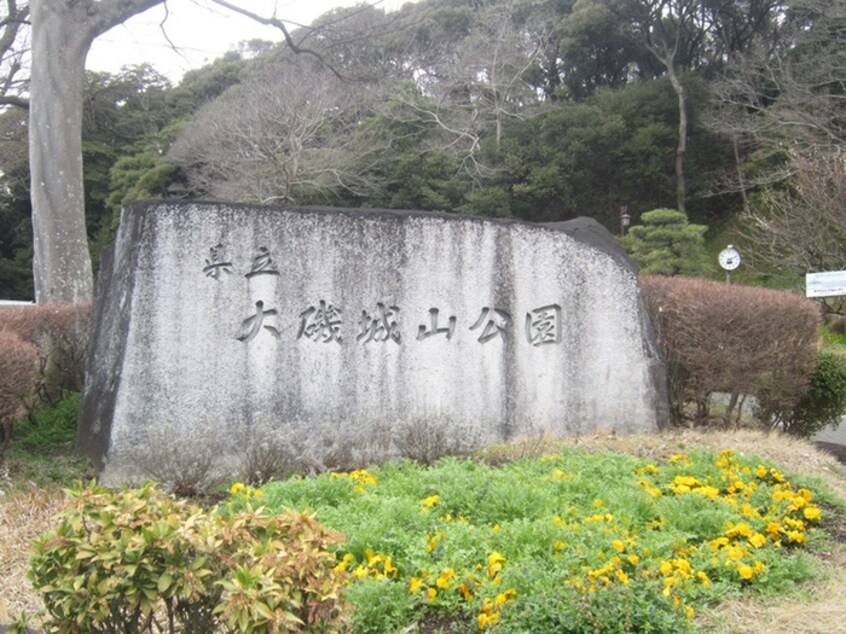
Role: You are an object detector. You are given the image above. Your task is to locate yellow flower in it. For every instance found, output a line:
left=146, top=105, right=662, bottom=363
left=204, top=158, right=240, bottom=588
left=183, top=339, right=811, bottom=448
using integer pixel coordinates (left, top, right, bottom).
left=612, top=539, right=625, bottom=552
left=786, top=530, right=806, bottom=544
left=615, top=569, right=630, bottom=584
left=426, top=531, right=444, bottom=554
left=755, top=465, right=769, bottom=479
left=436, top=568, right=456, bottom=589
left=692, top=485, right=720, bottom=500
left=333, top=553, right=356, bottom=573
left=804, top=506, right=821, bottom=521
left=408, top=577, right=424, bottom=594
left=477, top=611, right=500, bottom=630
left=426, top=587, right=437, bottom=602
left=737, top=564, right=755, bottom=580
left=748, top=533, right=767, bottom=548
left=487, top=551, right=506, bottom=578
left=229, top=482, right=245, bottom=495
left=628, top=554, right=640, bottom=565
left=384, top=556, right=398, bottom=576
left=685, top=606, right=695, bottom=619
left=365, top=548, right=381, bottom=566
left=421, top=494, right=440, bottom=509
left=458, top=582, right=474, bottom=601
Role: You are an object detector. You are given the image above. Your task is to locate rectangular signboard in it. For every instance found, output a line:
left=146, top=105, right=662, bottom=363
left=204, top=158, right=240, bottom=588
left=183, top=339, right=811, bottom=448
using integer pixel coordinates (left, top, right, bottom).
left=806, top=270, right=846, bottom=298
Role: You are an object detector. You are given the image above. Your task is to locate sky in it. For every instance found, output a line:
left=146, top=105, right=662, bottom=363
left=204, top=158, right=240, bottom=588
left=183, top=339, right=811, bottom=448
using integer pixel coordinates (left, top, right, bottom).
left=88, top=0, right=412, bottom=81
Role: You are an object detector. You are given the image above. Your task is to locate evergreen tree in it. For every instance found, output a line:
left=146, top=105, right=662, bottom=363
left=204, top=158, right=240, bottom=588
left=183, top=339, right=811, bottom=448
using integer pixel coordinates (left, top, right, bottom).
left=622, top=208, right=710, bottom=276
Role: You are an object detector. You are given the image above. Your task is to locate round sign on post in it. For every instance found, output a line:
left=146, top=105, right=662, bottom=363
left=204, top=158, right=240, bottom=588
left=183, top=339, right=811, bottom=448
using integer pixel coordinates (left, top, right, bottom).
left=718, top=245, right=741, bottom=283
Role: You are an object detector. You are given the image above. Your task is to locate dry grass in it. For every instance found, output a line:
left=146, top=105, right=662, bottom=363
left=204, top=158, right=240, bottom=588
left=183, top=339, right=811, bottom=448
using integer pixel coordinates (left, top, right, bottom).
left=1, top=428, right=844, bottom=631
left=0, top=485, right=66, bottom=623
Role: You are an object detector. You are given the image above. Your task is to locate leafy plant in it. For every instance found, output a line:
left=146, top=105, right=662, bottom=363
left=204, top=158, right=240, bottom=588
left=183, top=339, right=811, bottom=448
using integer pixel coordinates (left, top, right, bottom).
left=622, top=209, right=710, bottom=276
left=231, top=448, right=829, bottom=632
left=29, top=482, right=349, bottom=633
left=771, top=350, right=846, bottom=438
left=12, top=391, right=80, bottom=454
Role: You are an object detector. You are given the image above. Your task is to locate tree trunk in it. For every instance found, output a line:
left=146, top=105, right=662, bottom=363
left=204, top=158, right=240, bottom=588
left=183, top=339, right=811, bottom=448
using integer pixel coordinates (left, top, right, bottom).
left=665, top=65, right=687, bottom=215
left=29, top=0, right=164, bottom=304
left=29, top=0, right=94, bottom=303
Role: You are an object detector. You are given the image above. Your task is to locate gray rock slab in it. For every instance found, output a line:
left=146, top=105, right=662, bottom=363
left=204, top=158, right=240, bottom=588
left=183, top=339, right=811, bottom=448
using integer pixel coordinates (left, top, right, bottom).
left=78, top=202, right=669, bottom=483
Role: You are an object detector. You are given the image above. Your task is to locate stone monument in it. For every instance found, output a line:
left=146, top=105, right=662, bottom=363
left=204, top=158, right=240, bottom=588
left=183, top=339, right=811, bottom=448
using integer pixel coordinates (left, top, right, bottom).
left=78, top=202, right=669, bottom=483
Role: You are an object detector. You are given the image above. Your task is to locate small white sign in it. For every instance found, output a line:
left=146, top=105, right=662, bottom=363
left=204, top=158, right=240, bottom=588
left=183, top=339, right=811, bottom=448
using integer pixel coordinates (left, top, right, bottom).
left=806, top=270, right=846, bottom=298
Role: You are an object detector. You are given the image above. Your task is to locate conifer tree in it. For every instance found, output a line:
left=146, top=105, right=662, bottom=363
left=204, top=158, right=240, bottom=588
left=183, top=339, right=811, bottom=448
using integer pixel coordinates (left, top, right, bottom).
left=623, top=208, right=709, bottom=276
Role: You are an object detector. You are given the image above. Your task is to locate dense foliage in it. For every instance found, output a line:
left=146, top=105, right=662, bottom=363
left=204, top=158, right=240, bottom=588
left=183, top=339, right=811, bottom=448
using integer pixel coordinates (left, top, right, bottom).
left=0, top=0, right=842, bottom=298
left=774, top=351, right=846, bottom=438
left=622, top=209, right=709, bottom=275
left=29, top=482, right=349, bottom=633
left=221, top=448, right=830, bottom=633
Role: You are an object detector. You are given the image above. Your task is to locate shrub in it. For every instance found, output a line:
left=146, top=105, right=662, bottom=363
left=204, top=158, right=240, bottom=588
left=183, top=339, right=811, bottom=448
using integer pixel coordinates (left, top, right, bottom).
left=0, top=331, right=39, bottom=450
left=770, top=350, right=846, bottom=437
left=29, top=482, right=349, bottom=633
left=0, top=303, right=90, bottom=405
left=621, top=209, right=710, bottom=276
left=640, top=276, right=821, bottom=426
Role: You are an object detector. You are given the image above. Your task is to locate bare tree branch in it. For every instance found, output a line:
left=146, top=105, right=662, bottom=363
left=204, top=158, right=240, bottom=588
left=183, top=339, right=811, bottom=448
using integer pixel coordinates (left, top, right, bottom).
left=208, top=0, right=347, bottom=79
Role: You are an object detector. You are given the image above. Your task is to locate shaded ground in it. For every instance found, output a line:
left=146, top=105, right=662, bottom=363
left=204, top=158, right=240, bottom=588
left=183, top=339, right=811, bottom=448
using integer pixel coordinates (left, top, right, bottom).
left=814, top=441, right=846, bottom=465
left=814, top=421, right=846, bottom=465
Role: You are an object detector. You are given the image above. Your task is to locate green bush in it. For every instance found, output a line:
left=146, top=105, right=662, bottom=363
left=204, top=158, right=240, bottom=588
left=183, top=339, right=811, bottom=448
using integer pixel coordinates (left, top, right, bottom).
left=28, top=482, right=349, bottom=633
left=13, top=391, right=80, bottom=453
left=773, top=350, right=846, bottom=438
left=621, top=209, right=710, bottom=276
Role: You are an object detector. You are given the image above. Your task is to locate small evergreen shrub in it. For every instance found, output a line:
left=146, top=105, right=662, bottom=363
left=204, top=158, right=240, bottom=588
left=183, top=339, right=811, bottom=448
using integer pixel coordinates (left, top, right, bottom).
left=769, top=350, right=846, bottom=438
left=29, top=482, right=349, bottom=633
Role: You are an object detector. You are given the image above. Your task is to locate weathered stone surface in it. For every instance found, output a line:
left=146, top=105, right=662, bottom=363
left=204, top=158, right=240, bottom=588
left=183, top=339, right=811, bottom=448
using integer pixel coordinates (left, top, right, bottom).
left=78, top=202, right=668, bottom=483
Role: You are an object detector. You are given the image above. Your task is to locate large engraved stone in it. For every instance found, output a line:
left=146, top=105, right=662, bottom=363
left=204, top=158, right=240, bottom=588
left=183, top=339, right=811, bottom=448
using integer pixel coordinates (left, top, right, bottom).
left=78, top=202, right=669, bottom=482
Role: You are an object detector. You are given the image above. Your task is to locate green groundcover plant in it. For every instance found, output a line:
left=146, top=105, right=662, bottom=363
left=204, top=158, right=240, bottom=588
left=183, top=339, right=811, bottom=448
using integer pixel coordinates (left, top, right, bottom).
left=227, top=448, right=836, bottom=633
left=28, top=447, right=838, bottom=633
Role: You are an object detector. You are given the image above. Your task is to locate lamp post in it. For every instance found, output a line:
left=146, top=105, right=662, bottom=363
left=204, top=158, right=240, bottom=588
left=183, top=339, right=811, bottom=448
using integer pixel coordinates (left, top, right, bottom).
left=619, top=206, right=631, bottom=236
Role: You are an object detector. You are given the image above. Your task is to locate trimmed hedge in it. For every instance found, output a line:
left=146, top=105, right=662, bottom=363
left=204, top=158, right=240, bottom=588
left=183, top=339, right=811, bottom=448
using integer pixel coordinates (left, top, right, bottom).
left=640, top=276, right=821, bottom=427
left=0, top=330, right=38, bottom=448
